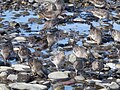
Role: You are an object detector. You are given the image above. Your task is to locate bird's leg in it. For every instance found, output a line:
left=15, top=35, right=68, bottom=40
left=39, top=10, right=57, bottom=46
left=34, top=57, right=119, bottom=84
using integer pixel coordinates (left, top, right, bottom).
left=99, top=19, right=103, bottom=26
left=4, top=60, right=7, bottom=66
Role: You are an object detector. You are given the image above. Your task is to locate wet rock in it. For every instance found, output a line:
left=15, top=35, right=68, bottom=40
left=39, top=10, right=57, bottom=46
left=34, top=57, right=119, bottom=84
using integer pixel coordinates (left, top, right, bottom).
left=7, top=74, right=17, bottom=82
left=84, top=86, right=96, bottom=90
left=12, top=64, right=31, bottom=72
left=0, top=72, right=7, bottom=83
left=0, top=66, right=13, bottom=72
left=29, top=0, right=34, bottom=3
left=116, top=63, right=120, bottom=69
left=42, top=81, right=51, bottom=88
left=74, top=75, right=85, bottom=81
left=48, top=71, right=69, bottom=80
left=106, top=63, right=116, bottom=69
left=13, top=36, right=27, bottom=42
left=116, top=79, right=120, bottom=85
left=0, top=84, right=9, bottom=90
left=109, top=82, right=120, bottom=90
left=9, top=83, right=47, bottom=90
left=68, top=53, right=77, bottom=63
left=17, top=72, right=31, bottom=82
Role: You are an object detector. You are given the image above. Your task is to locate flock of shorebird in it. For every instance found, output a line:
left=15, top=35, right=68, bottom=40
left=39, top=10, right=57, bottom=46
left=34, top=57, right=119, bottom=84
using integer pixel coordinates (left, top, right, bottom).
left=0, top=0, right=120, bottom=77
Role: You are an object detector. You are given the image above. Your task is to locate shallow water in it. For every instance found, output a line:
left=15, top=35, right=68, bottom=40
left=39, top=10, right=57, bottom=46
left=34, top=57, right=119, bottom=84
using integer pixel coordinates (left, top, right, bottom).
left=0, top=1, right=120, bottom=90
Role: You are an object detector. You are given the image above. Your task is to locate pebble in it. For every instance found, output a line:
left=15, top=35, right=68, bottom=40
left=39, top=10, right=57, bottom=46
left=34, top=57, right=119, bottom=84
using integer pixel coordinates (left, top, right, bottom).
left=68, top=53, right=77, bottom=63
left=105, top=63, right=116, bottom=69
left=116, top=79, right=120, bottom=85
left=13, top=36, right=27, bottom=42
left=7, top=74, right=17, bottom=81
left=9, top=83, right=48, bottom=90
left=74, top=75, right=85, bottom=81
left=48, top=71, right=69, bottom=80
left=17, top=72, right=31, bottom=82
left=115, top=63, right=120, bottom=69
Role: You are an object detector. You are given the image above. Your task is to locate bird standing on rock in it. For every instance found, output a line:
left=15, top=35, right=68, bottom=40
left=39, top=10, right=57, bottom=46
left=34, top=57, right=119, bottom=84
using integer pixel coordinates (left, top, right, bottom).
left=73, top=45, right=88, bottom=59
left=18, top=45, right=31, bottom=63
left=28, top=58, right=48, bottom=78
left=88, top=24, right=102, bottom=45
left=51, top=51, right=65, bottom=70
left=85, top=0, right=106, bottom=8
left=73, top=59, right=85, bottom=75
left=111, top=29, right=120, bottom=43
left=38, top=0, right=64, bottom=29
left=1, top=40, right=17, bottom=65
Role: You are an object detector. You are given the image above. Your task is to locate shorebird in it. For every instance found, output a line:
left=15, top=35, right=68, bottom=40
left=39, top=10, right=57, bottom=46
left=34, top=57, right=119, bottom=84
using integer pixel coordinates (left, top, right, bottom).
left=1, top=40, right=16, bottom=65
left=111, top=29, right=120, bottom=43
left=73, top=59, right=85, bottom=75
left=18, top=45, right=31, bottom=63
left=28, top=58, right=48, bottom=77
left=92, top=60, right=104, bottom=71
left=46, top=33, right=57, bottom=50
left=38, top=0, right=64, bottom=29
left=86, top=8, right=113, bottom=25
left=73, top=45, right=88, bottom=59
left=88, top=24, right=102, bottom=45
left=86, top=0, right=106, bottom=8
left=91, top=60, right=104, bottom=78
left=51, top=51, right=65, bottom=70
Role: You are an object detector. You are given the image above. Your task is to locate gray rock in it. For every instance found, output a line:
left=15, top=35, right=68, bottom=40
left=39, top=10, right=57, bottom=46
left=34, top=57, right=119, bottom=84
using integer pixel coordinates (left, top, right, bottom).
left=33, top=3, right=39, bottom=7
left=0, top=84, right=9, bottom=90
left=29, top=0, right=34, bottom=3
left=7, top=74, right=17, bottom=82
left=106, top=63, right=116, bottom=69
left=13, top=36, right=26, bottom=42
left=68, top=53, right=77, bottom=63
left=17, top=72, right=31, bottom=82
left=109, top=82, right=120, bottom=90
left=74, top=75, right=85, bottom=81
left=48, top=71, right=69, bottom=80
left=9, top=83, right=47, bottom=90
left=116, top=69, right=120, bottom=74
left=0, top=66, right=13, bottom=72
left=12, top=64, right=31, bottom=72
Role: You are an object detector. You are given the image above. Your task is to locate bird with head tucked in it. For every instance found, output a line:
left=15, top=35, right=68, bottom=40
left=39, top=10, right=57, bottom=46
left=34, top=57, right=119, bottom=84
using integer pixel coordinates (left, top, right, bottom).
left=38, top=0, right=64, bottom=29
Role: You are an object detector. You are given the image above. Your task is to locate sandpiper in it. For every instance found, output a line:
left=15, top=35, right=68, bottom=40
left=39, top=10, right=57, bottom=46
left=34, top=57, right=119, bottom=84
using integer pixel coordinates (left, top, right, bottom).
left=73, top=59, right=85, bottom=75
left=18, top=45, right=31, bottom=63
left=88, top=24, right=102, bottom=45
left=1, top=40, right=15, bottom=65
left=73, top=45, right=88, bottom=59
left=87, top=8, right=113, bottom=25
left=87, top=0, right=106, bottom=8
left=46, top=33, right=57, bottom=50
left=38, top=0, right=64, bottom=19
left=28, top=58, right=48, bottom=77
left=92, top=60, right=104, bottom=71
left=111, top=29, right=120, bottom=43
left=91, top=60, right=104, bottom=78
left=38, top=0, right=64, bottom=29
left=51, top=51, right=65, bottom=70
